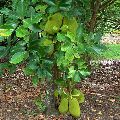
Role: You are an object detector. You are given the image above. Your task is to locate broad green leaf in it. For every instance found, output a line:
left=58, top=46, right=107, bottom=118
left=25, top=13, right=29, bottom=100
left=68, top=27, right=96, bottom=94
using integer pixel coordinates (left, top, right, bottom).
left=0, top=29, right=13, bottom=37
left=44, top=69, right=52, bottom=78
left=0, top=46, right=6, bottom=51
left=57, top=33, right=66, bottom=42
left=0, top=8, right=10, bottom=16
left=0, top=36, right=4, bottom=42
left=37, top=68, right=44, bottom=78
left=15, top=0, right=29, bottom=18
left=47, top=6, right=58, bottom=13
left=29, top=24, right=41, bottom=32
left=66, top=31, right=76, bottom=42
left=32, top=0, right=38, bottom=3
left=43, top=0, right=55, bottom=6
left=23, top=14, right=42, bottom=28
left=10, top=51, right=28, bottom=64
left=16, top=26, right=29, bottom=38
left=79, top=70, right=91, bottom=76
left=68, top=66, right=76, bottom=78
left=32, top=76, right=39, bottom=87
left=74, top=53, right=80, bottom=58
left=61, top=43, right=72, bottom=52
left=65, top=50, right=74, bottom=62
left=35, top=5, right=47, bottom=12
left=27, top=61, right=38, bottom=70
left=64, top=46, right=74, bottom=62
left=23, top=67, right=35, bottom=76
left=54, top=78, right=67, bottom=86
left=73, top=71, right=81, bottom=82
left=41, top=39, right=53, bottom=46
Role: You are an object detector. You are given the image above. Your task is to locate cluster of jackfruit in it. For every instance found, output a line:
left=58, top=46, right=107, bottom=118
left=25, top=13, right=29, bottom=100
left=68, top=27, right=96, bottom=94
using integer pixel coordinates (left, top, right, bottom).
left=44, top=13, right=78, bottom=35
left=56, top=88, right=84, bottom=118
left=44, top=13, right=63, bottom=34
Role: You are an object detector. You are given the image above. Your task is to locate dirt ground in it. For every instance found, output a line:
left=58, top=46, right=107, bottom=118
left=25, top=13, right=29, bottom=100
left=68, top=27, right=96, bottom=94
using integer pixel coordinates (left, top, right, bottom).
left=0, top=60, right=120, bottom=120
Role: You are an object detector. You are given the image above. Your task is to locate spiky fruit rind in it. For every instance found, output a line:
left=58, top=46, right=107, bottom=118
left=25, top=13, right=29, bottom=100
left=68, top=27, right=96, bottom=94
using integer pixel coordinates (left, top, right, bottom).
left=69, top=98, right=81, bottom=117
left=44, top=13, right=63, bottom=34
left=62, top=17, right=78, bottom=35
left=58, top=98, right=68, bottom=114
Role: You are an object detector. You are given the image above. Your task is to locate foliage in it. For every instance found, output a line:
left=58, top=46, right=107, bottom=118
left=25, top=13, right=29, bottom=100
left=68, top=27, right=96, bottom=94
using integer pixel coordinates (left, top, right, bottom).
left=100, top=44, right=120, bottom=60
left=96, top=0, right=120, bottom=32
left=34, top=98, right=46, bottom=112
left=0, top=0, right=119, bottom=118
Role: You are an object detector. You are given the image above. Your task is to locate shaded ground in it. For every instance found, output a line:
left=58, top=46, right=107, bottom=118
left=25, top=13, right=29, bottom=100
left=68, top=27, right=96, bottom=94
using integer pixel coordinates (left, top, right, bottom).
left=0, top=60, right=120, bottom=120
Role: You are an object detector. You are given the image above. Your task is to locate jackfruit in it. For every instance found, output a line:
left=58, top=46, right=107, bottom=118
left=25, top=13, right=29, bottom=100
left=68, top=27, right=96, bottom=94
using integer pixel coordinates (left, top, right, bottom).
left=72, top=89, right=85, bottom=103
left=44, top=13, right=63, bottom=34
left=61, top=17, right=78, bottom=34
left=69, top=98, right=81, bottom=117
left=58, top=98, right=68, bottom=114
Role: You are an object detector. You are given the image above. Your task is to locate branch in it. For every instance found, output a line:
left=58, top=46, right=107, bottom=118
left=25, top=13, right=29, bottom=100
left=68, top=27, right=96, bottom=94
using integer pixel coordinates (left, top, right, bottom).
left=87, top=0, right=101, bottom=31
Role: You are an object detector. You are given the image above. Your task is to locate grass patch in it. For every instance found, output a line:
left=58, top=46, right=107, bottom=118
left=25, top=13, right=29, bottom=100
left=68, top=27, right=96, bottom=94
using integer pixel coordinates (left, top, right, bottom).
left=100, top=44, right=120, bottom=60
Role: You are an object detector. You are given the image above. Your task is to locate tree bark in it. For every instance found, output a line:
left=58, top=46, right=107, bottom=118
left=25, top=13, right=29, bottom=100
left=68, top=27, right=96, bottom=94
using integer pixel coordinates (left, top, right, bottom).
left=88, top=0, right=101, bottom=32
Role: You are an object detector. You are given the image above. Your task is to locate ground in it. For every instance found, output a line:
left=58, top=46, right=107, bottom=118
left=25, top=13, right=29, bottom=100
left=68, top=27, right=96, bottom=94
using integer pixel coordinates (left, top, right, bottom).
left=0, top=60, right=120, bottom=120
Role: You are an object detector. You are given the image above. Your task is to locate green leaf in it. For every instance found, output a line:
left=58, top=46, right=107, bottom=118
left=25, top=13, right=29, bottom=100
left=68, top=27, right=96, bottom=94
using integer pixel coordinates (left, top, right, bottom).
left=35, top=5, right=47, bottom=12
left=61, top=43, right=69, bottom=51
left=29, top=24, right=41, bottom=32
left=0, top=28, right=13, bottom=37
left=10, top=51, right=28, bottom=64
left=40, top=39, right=53, bottom=46
left=57, top=33, right=66, bottom=42
left=0, top=36, right=4, bottom=42
left=23, top=14, right=42, bottom=28
left=66, top=31, right=76, bottom=42
left=23, top=67, right=35, bottom=76
left=32, top=76, right=39, bottom=86
left=15, top=0, right=29, bottom=18
left=47, top=6, right=58, bottom=13
left=32, top=0, right=38, bottom=3
left=73, top=71, right=81, bottom=82
left=37, top=68, right=44, bottom=78
left=0, top=8, right=11, bottom=16
left=16, top=26, right=29, bottom=38
left=43, top=0, right=55, bottom=6
left=55, top=78, right=66, bottom=86
left=0, top=46, right=6, bottom=51
left=68, top=66, right=76, bottom=78
left=79, top=70, right=90, bottom=76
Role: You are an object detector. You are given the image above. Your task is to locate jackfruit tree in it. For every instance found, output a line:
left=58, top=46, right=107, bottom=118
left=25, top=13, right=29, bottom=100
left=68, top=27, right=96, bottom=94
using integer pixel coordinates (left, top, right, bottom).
left=0, top=0, right=119, bottom=118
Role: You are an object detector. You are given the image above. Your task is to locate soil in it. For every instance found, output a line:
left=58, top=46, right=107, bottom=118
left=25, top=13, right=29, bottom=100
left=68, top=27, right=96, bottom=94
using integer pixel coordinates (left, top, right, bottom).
left=0, top=60, right=120, bottom=120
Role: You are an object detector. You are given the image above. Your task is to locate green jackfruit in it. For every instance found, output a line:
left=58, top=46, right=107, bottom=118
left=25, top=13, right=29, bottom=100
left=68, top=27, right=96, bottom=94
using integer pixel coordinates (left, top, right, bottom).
left=61, top=17, right=78, bottom=34
left=58, top=98, right=68, bottom=114
left=72, top=89, right=85, bottom=103
left=69, top=98, right=81, bottom=117
left=44, top=13, right=63, bottom=34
